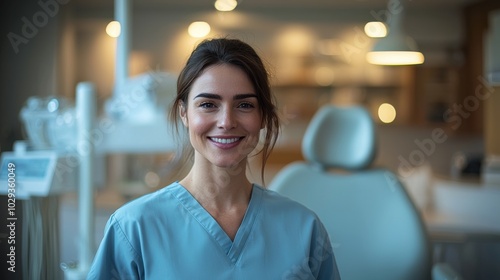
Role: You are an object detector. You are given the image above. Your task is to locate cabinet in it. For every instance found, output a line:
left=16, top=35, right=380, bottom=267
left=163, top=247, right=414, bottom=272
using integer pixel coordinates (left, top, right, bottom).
left=412, top=65, right=485, bottom=135
left=413, top=66, right=461, bottom=126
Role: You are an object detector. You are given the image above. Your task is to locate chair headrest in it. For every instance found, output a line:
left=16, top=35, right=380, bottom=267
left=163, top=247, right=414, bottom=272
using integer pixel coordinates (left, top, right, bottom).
left=302, top=105, right=376, bottom=170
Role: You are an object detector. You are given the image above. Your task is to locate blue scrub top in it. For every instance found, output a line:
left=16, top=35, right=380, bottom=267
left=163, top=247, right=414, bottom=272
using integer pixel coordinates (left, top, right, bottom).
left=87, top=182, right=340, bottom=279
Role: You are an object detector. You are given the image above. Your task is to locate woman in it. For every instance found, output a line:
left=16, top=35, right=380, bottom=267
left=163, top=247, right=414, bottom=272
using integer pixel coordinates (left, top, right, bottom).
left=87, top=38, right=340, bottom=279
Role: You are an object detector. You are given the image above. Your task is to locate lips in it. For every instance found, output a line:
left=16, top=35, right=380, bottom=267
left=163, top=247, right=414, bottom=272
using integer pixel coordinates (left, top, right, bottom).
left=208, top=137, right=245, bottom=149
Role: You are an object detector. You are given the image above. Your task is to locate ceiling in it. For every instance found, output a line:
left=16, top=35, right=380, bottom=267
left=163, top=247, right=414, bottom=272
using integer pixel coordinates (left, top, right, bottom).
left=73, top=0, right=481, bottom=11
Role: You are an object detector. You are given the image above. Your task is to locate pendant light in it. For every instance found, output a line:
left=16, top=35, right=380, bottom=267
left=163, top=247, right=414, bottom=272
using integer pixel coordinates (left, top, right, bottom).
left=366, top=1, right=424, bottom=65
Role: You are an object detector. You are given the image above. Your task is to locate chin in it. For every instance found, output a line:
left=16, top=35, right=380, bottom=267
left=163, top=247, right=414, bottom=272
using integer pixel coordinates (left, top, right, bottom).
left=212, top=157, right=247, bottom=171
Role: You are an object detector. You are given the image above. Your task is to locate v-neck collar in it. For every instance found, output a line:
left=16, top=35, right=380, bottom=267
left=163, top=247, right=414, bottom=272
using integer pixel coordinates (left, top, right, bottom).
left=171, top=182, right=263, bottom=264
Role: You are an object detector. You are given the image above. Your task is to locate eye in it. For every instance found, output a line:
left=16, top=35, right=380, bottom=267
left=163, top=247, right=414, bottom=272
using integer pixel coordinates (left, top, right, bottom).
left=238, top=102, right=255, bottom=109
left=199, top=102, right=216, bottom=109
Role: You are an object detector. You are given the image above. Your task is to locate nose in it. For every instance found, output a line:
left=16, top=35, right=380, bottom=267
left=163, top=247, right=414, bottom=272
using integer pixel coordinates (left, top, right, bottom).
left=218, top=107, right=237, bottom=130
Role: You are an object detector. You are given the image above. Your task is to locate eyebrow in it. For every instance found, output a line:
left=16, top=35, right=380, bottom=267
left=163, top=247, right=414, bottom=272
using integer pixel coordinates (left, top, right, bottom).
left=193, top=93, right=258, bottom=100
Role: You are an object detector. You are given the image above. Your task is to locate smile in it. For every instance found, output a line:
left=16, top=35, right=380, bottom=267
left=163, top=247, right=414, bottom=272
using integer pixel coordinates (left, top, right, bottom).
left=209, top=137, right=242, bottom=144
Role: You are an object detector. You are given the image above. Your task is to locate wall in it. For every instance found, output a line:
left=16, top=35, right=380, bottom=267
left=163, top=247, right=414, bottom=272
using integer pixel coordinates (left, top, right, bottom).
left=0, top=1, right=64, bottom=152
left=485, top=10, right=500, bottom=156
left=485, top=86, right=500, bottom=156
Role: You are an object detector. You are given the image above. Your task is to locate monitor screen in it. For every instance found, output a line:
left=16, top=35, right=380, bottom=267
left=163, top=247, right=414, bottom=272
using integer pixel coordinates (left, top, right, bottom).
left=0, top=157, right=51, bottom=180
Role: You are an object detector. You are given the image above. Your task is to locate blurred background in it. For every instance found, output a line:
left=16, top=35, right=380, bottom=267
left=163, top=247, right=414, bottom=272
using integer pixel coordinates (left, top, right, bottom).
left=0, top=0, right=499, bottom=279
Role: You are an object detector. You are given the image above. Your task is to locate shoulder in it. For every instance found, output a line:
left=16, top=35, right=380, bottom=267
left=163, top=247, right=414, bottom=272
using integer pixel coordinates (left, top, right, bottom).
left=255, top=184, right=322, bottom=223
left=111, top=182, right=182, bottom=224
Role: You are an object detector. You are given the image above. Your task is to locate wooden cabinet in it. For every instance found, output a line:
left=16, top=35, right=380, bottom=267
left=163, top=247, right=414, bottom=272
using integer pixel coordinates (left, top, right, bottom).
left=412, top=66, right=461, bottom=126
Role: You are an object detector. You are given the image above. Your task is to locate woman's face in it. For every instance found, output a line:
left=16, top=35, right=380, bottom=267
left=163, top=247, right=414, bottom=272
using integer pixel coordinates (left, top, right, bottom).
left=180, top=63, right=262, bottom=169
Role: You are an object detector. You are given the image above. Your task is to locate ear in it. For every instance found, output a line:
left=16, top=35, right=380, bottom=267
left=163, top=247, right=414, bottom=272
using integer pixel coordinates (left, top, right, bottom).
left=179, top=101, right=188, bottom=127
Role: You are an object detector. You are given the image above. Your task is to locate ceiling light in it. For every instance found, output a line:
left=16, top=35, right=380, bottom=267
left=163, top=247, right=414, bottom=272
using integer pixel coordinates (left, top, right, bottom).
left=188, top=21, right=211, bottom=38
left=215, top=0, right=237, bottom=12
left=364, top=22, right=387, bottom=38
left=366, top=2, right=424, bottom=65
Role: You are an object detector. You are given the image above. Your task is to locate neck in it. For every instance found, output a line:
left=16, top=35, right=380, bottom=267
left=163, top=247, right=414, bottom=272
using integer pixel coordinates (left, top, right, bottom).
left=180, top=159, right=252, bottom=211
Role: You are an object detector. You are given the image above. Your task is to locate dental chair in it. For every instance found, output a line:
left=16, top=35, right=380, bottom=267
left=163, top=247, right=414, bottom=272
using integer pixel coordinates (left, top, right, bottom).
left=269, top=105, right=461, bottom=280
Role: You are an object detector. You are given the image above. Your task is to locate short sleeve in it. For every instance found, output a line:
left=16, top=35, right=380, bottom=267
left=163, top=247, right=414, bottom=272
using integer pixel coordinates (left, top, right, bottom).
left=86, top=214, right=143, bottom=280
left=310, top=219, right=341, bottom=280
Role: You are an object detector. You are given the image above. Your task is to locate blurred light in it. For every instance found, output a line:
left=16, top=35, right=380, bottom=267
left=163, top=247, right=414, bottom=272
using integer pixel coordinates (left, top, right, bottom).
left=314, top=67, right=335, bottom=86
left=144, top=171, right=160, bottom=188
left=106, top=21, right=121, bottom=38
left=215, top=0, right=237, bottom=12
left=364, top=22, right=387, bottom=38
left=378, top=103, right=396, bottom=123
left=275, top=27, right=314, bottom=56
left=367, top=51, right=425, bottom=65
left=188, top=21, right=211, bottom=38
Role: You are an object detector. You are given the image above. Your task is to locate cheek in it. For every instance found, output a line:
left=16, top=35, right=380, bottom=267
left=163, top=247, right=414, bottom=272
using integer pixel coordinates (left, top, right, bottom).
left=187, top=112, right=212, bottom=135
left=243, top=118, right=263, bottom=138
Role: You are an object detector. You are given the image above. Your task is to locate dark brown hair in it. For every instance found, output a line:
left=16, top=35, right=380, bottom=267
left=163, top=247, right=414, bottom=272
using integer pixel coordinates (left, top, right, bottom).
left=170, top=38, right=280, bottom=184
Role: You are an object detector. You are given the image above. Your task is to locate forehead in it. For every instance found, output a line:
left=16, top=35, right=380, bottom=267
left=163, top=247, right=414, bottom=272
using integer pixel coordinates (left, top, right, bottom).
left=189, top=64, right=256, bottom=99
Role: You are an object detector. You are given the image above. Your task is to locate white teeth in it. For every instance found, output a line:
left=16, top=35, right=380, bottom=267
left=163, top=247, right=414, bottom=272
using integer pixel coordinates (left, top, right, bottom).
left=211, top=137, right=240, bottom=144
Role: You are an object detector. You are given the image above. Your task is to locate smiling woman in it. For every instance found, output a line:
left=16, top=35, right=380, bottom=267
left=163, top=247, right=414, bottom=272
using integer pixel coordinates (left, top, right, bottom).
left=87, top=38, right=340, bottom=280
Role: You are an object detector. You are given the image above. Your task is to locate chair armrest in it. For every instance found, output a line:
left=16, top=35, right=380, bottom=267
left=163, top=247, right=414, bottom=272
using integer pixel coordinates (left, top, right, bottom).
left=432, top=263, right=463, bottom=280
